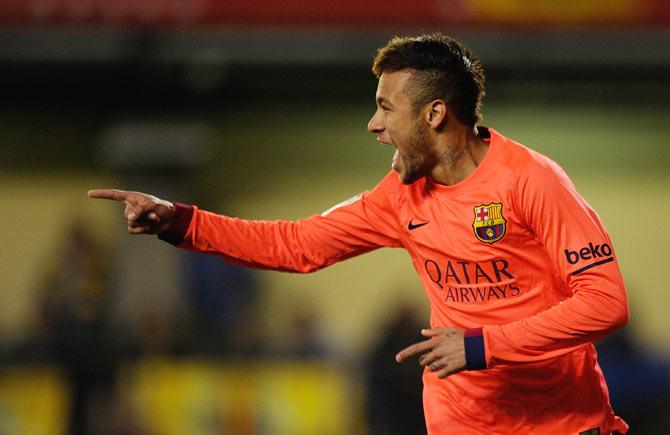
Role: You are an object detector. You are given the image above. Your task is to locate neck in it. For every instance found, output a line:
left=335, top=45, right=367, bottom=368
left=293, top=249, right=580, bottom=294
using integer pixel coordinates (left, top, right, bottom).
left=430, top=126, right=488, bottom=186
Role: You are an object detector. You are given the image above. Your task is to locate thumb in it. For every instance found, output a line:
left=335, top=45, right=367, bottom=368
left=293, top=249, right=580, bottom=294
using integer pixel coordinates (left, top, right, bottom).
left=421, top=328, right=448, bottom=337
left=125, top=203, right=147, bottom=221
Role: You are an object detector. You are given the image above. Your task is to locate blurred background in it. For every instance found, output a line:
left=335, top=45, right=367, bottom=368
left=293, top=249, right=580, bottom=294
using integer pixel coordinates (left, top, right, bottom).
left=1, top=1, right=669, bottom=434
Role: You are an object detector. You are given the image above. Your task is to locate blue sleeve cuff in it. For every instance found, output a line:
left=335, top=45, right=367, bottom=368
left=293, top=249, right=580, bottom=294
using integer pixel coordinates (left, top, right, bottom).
left=157, top=203, right=194, bottom=245
left=464, top=327, right=487, bottom=370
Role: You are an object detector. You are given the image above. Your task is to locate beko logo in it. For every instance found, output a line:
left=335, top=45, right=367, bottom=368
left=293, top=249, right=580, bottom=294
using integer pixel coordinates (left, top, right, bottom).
left=563, top=242, right=614, bottom=275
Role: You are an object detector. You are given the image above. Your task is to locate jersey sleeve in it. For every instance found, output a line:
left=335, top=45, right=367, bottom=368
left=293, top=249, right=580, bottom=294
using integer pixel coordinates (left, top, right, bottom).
left=466, top=157, right=629, bottom=369
left=158, top=172, right=403, bottom=273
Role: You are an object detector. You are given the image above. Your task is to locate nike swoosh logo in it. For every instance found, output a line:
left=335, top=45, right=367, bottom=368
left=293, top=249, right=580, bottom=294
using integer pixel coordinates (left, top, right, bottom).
left=408, top=219, right=430, bottom=230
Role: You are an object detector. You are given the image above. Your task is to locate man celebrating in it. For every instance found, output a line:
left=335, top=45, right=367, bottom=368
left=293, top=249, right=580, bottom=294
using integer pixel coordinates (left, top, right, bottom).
left=90, top=34, right=629, bottom=434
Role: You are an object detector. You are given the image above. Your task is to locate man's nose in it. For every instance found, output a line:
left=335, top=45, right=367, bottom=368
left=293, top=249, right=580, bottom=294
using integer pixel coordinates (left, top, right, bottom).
left=367, top=111, right=383, bottom=134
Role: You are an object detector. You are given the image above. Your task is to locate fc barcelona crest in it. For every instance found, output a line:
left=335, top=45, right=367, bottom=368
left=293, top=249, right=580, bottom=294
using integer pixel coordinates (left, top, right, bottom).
left=472, top=203, right=507, bottom=244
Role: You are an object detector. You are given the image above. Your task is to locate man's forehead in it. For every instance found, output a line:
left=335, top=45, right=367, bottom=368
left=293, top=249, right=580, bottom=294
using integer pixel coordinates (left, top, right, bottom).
left=376, top=70, right=413, bottom=101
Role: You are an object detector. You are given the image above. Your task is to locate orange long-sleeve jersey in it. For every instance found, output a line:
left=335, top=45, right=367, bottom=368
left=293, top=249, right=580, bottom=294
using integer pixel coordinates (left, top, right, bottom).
left=160, top=127, right=629, bottom=434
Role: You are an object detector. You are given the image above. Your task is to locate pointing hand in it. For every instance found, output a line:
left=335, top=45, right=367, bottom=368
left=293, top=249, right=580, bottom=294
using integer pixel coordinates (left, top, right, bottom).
left=87, top=189, right=175, bottom=235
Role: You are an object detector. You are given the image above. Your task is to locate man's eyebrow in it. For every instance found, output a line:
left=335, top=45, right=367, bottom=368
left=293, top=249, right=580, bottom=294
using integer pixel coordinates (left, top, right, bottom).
left=376, top=96, right=392, bottom=106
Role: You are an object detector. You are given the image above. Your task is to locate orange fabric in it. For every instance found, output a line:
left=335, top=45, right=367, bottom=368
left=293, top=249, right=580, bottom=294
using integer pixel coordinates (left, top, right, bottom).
left=177, top=128, right=628, bottom=434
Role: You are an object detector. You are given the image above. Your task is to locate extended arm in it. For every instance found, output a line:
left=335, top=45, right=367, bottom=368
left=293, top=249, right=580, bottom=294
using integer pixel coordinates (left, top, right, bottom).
left=89, top=173, right=404, bottom=274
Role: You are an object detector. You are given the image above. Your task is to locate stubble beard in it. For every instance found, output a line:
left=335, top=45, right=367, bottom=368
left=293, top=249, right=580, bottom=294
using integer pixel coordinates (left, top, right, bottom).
left=401, top=119, right=434, bottom=185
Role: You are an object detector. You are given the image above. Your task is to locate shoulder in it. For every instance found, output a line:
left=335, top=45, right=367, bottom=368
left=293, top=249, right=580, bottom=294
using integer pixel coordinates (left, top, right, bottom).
left=489, top=128, right=574, bottom=190
left=375, top=170, right=403, bottom=191
left=365, top=170, right=407, bottom=207
left=320, top=171, right=403, bottom=217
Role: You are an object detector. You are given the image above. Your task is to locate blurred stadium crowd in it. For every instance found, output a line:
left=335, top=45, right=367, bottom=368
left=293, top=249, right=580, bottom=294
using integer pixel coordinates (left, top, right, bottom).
left=1, top=1, right=670, bottom=434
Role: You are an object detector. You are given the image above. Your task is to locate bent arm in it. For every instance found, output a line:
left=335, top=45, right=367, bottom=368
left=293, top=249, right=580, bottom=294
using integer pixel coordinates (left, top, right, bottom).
left=464, top=160, right=628, bottom=370
left=473, top=262, right=628, bottom=369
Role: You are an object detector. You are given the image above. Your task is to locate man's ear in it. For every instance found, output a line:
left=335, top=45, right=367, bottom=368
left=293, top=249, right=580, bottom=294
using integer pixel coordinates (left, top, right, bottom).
left=425, top=99, right=448, bottom=130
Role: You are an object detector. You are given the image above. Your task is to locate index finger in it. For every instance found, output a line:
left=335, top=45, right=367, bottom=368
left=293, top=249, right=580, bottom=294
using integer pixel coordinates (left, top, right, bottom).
left=395, top=338, right=437, bottom=363
left=87, top=189, right=131, bottom=202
